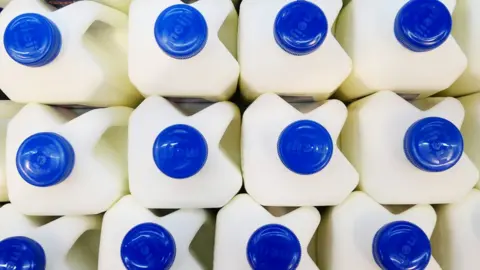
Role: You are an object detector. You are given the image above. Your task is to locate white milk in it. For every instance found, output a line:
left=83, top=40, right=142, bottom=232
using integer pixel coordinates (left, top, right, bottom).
left=238, top=0, right=351, bottom=101
left=431, top=189, right=480, bottom=270
left=0, top=213, right=101, bottom=270
left=214, top=194, right=320, bottom=270
left=340, top=91, right=478, bottom=204
left=6, top=103, right=132, bottom=215
left=439, top=0, right=480, bottom=97
left=317, top=191, right=440, bottom=270
left=129, top=96, right=242, bottom=209
left=129, top=0, right=239, bottom=100
left=0, top=204, right=46, bottom=239
left=459, top=93, right=480, bottom=188
left=99, top=195, right=213, bottom=270
left=335, top=0, right=467, bottom=101
left=0, top=101, right=22, bottom=202
left=242, top=93, right=358, bottom=206
left=0, top=0, right=141, bottom=107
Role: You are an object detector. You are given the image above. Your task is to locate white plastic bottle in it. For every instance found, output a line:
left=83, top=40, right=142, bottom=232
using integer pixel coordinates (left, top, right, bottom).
left=431, top=189, right=480, bottom=270
left=214, top=194, right=321, bottom=270
left=458, top=92, right=480, bottom=188
left=129, top=0, right=239, bottom=100
left=242, top=93, right=358, bottom=206
left=239, top=0, right=351, bottom=101
left=0, top=212, right=101, bottom=270
left=0, top=203, right=46, bottom=239
left=129, top=96, right=242, bottom=209
left=439, top=0, right=480, bottom=97
left=0, top=101, right=22, bottom=202
left=99, top=195, right=213, bottom=270
left=6, top=103, right=132, bottom=215
left=340, top=91, right=478, bottom=204
left=0, top=0, right=141, bottom=107
left=317, top=191, right=440, bottom=270
left=335, top=0, right=467, bottom=101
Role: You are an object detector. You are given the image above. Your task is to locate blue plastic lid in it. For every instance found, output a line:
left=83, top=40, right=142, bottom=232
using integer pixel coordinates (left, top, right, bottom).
left=373, top=221, right=431, bottom=270
left=247, top=224, right=301, bottom=270
left=16, top=132, right=75, bottom=187
left=0, top=236, right=46, bottom=270
left=4, top=13, right=62, bottom=67
left=277, top=120, right=333, bottom=175
left=404, top=117, right=463, bottom=172
left=153, top=124, right=208, bottom=179
left=394, top=0, right=452, bottom=52
left=154, top=4, right=208, bottom=59
left=274, top=1, right=328, bottom=56
left=121, top=222, right=176, bottom=270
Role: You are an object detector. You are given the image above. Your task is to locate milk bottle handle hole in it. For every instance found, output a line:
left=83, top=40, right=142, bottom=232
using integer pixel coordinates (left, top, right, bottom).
left=55, top=1, right=127, bottom=39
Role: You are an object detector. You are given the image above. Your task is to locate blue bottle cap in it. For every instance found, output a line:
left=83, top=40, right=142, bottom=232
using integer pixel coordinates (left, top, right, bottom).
left=404, top=117, right=463, bottom=172
left=0, top=236, right=46, bottom=270
left=277, top=120, right=333, bottom=175
left=121, top=223, right=176, bottom=270
left=373, top=221, right=431, bottom=270
left=394, top=0, right=452, bottom=52
left=16, top=132, right=75, bottom=187
left=274, top=1, right=328, bottom=56
left=154, top=4, right=208, bottom=59
left=153, top=124, right=208, bottom=179
left=4, top=13, right=62, bottom=67
left=247, top=224, right=301, bottom=270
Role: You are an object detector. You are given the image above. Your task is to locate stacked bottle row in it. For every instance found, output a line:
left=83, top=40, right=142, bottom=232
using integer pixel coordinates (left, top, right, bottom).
left=0, top=0, right=479, bottom=106
left=2, top=190, right=480, bottom=269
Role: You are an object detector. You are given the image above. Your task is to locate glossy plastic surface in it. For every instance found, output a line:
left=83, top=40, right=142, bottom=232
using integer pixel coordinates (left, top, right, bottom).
left=153, top=124, right=208, bottom=179
left=154, top=4, right=208, bottom=59
left=0, top=236, right=46, bottom=270
left=4, top=13, right=61, bottom=67
left=404, top=117, right=463, bottom=172
left=373, top=221, right=431, bottom=270
left=16, top=132, right=75, bottom=187
left=121, top=222, right=176, bottom=270
left=274, top=1, right=328, bottom=55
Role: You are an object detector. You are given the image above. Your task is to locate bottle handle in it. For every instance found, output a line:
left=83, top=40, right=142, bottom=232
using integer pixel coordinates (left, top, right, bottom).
left=53, top=1, right=128, bottom=38
left=61, top=107, right=133, bottom=151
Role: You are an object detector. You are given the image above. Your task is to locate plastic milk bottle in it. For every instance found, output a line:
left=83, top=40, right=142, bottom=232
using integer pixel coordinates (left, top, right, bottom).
left=129, top=0, right=239, bottom=100
left=0, top=208, right=101, bottom=270
left=0, top=101, right=22, bottom=202
left=340, top=91, right=478, bottom=204
left=431, top=189, right=480, bottom=270
left=6, top=103, right=132, bottom=215
left=439, top=0, right=480, bottom=97
left=0, top=0, right=141, bottom=107
left=242, top=93, right=358, bottom=206
left=317, top=191, right=440, bottom=270
left=99, top=195, right=214, bottom=270
left=458, top=92, right=480, bottom=188
left=335, top=0, right=467, bottom=101
left=214, top=194, right=321, bottom=270
left=239, top=0, right=351, bottom=101
left=129, top=96, right=242, bottom=209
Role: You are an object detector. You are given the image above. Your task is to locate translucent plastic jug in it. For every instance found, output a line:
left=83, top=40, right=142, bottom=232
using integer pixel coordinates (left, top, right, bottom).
left=335, top=0, right=467, bottom=101
left=242, top=93, right=358, bottom=206
left=0, top=212, right=101, bottom=270
left=317, top=191, right=440, bottom=270
left=0, top=0, right=141, bottom=107
left=0, top=101, right=22, bottom=202
left=459, top=93, right=480, bottom=188
left=99, top=195, right=213, bottom=270
left=431, top=189, right=480, bottom=270
left=129, top=96, right=242, bottom=209
left=214, top=194, right=321, bottom=270
left=6, top=103, right=132, bottom=215
left=0, top=203, right=46, bottom=239
left=129, top=0, right=239, bottom=100
left=340, top=91, right=478, bottom=204
left=238, top=0, right=351, bottom=101
left=439, top=0, right=480, bottom=97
